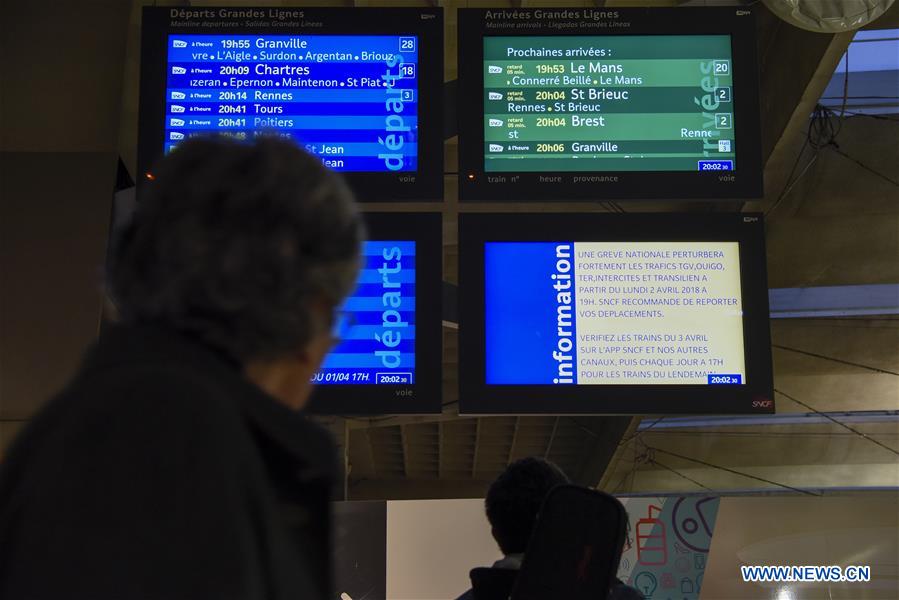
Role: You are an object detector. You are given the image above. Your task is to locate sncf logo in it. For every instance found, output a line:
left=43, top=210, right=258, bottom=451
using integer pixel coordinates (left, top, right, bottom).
left=752, top=399, right=773, bottom=408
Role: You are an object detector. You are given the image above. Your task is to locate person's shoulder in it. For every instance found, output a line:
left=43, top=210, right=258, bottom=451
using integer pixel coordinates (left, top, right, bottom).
left=80, top=358, right=242, bottom=420
left=4, top=360, right=245, bottom=473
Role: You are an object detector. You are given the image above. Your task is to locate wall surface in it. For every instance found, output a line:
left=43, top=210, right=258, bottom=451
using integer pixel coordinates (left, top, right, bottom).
left=378, top=494, right=899, bottom=600
left=386, top=498, right=501, bottom=600
left=702, top=495, right=899, bottom=599
left=0, top=1, right=132, bottom=453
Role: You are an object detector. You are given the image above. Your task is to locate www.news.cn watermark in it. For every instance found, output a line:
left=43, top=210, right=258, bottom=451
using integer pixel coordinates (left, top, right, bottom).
left=741, top=565, right=871, bottom=583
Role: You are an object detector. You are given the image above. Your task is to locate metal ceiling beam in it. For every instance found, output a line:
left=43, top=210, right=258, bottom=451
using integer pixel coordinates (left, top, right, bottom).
left=348, top=478, right=496, bottom=501
left=472, top=418, right=482, bottom=478
left=618, top=486, right=899, bottom=498
left=507, top=416, right=521, bottom=466
left=438, top=421, right=444, bottom=479
left=400, top=425, right=410, bottom=479
left=544, top=417, right=560, bottom=460
left=571, top=416, right=634, bottom=488
left=597, top=418, right=641, bottom=492
left=746, top=8, right=854, bottom=218
left=365, top=430, right=377, bottom=478
left=769, top=284, right=899, bottom=319
left=346, top=410, right=463, bottom=430
left=637, top=410, right=899, bottom=430
left=756, top=7, right=853, bottom=165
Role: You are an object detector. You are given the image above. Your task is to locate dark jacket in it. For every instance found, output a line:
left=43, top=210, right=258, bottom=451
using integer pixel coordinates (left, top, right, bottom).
left=0, top=324, right=337, bottom=600
left=458, top=567, right=644, bottom=600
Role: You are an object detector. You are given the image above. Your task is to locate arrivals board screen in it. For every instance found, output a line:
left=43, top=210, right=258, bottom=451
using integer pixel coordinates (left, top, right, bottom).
left=483, top=35, right=736, bottom=173
left=307, top=213, right=442, bottom=415
left=459, top=213, right=774, bottom=415
left=163, top=34, right=419, bottom=173
left=139, top=7, right=444, bottom=201
left=458, top=7, right=762, bottom=201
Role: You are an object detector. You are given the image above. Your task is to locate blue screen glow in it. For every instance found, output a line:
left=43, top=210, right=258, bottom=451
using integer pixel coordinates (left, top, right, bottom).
left=164, top=34, right=419, bottom=172
left=315, top=240, right=415, bottom=385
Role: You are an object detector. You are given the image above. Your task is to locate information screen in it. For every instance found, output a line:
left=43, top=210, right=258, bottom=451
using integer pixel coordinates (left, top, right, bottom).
left=483, top=35, right=736, bottom=173
left=485, top=241, right=745, bottom=386
left=164, top=34, right=419, bottom=172
left=315, top=240, right=415, bottom=386
left=458, top=212, right=773, bottom=415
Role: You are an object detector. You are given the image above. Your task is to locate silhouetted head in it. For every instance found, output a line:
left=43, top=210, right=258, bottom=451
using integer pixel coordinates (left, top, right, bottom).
left=109, top=136, right=363, bottom=408
left=485, top=457, right=570, bottom=555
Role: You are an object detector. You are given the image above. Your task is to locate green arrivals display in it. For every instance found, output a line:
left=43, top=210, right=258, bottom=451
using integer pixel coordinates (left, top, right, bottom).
left=483, top=35, right=736, bottom=173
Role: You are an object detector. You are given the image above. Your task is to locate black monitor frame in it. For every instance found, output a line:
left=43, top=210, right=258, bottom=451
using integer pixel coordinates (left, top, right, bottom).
left=458, top=212, right=773, bottom=415
left=458, top=7, right=762, bottom=201
left=138, top=7, right=444, bottom=202
left=307, top=212, right=442, bottom=415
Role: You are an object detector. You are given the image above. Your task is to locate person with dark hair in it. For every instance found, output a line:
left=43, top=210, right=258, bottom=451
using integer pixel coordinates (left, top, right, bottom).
left=457, top=457, right=643, bottom=600
left=486, top=457, right=570, bottom=564
left=0, top=137, right=364, bottom=600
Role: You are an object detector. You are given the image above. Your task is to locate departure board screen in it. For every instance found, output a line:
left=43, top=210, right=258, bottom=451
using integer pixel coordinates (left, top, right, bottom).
left=138, top=7, right=444, bottom=201
left=305, top=212, right=442, bottom=415
left=483, top=35, right=735, bottom=173
left=316, top=241, right=415, bottom=385
left=164, top=34, right=419, bottom=172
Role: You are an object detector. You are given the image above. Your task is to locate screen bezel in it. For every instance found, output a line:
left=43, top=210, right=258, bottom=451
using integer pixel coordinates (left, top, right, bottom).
left=307, top=212, right=442, bottom=415
left=138, top=7, right=444, bottom=202
left=457, top=7, right=762, bottom=201
left=458, top=212, right=773, bottom=415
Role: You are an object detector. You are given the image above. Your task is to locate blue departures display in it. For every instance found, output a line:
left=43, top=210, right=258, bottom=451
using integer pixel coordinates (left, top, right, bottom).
left=165, top=34, right=419, bottom=172
left=315, top=241, right=415, bottom=385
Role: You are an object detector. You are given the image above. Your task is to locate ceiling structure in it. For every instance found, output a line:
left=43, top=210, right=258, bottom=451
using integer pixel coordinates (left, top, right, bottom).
left=2, top=0, right=897, bottom=502
left=342, top=0, right=899, bottom=501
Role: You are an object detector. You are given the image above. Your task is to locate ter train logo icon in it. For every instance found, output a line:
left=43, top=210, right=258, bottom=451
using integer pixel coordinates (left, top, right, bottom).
left=172, top=40, right=187, bottom=48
